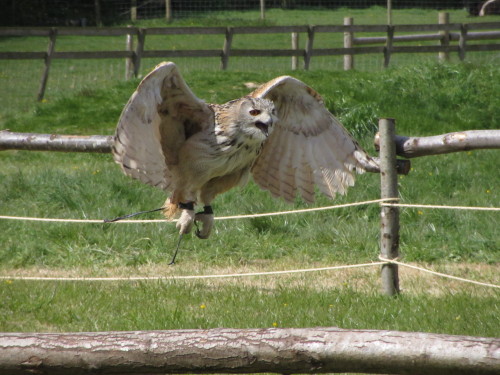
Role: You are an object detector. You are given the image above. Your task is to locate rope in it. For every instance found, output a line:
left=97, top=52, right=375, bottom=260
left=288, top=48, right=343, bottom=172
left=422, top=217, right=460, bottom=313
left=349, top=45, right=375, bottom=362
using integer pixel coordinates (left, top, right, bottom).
left=381, top=202, right=500, bottom=212
left=379, top=257, right=500, bottom=289
left=0, top=198, right=395, bottom=224
left=1, top=259, right=497, bottom=289
left=0, top=262, right=386, bottom=282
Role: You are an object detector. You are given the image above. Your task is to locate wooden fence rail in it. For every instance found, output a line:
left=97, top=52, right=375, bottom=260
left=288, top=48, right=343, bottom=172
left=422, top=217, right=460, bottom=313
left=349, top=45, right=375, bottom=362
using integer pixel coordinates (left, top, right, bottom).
left=1, top=328, right=499, bottom=375
left=1, top=13, right=499, bottom=100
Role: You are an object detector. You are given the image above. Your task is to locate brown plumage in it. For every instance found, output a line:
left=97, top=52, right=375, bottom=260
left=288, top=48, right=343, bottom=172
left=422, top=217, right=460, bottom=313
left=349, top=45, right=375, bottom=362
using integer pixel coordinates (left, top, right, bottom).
left=112, top=62, right=377, bottom=240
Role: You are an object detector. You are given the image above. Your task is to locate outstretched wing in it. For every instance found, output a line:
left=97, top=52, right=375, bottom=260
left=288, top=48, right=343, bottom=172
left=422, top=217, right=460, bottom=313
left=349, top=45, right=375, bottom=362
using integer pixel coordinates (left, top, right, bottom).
left=250, top=76, right=377, bottom=203
left=112, top=61, right=213, bottom=191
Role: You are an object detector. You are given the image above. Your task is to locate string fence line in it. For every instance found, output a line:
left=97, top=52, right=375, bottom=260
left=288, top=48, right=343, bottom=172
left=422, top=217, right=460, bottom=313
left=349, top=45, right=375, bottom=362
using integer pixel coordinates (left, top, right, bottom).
left=1, top=259, right=498, bottom=288
left=381, top=202, right=500, bottom=212
left=379, top=257, right=500, bottom=289
left=0, top=198, right=397, bottom=224
left=0, top=262, right=386, bottom=282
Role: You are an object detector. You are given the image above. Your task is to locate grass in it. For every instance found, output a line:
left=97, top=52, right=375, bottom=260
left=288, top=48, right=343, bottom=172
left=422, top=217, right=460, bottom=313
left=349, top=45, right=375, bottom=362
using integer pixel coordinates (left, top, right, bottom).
left=1, top=7, right=499, bottom=117
left=0, top=7, right=499, bottom=345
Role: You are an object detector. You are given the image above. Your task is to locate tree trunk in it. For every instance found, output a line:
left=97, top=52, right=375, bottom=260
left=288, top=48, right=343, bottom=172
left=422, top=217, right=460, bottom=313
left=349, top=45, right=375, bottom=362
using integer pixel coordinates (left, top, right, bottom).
left=0, top=328, right=498, bottom=375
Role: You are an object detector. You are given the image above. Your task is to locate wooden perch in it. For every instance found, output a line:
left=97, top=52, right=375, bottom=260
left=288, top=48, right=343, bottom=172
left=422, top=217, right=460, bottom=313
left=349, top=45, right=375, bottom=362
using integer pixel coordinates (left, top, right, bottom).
left=0, top=328, right=498, bottom=375
left=0, top=131, right=113, bottom=153
left=374, top=129, right=500, bottom=158
left=0, top=130, right=410, bottom=174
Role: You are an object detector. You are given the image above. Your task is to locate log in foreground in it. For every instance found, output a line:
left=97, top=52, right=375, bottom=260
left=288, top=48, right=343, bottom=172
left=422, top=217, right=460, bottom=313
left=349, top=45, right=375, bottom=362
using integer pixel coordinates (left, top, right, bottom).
left=0, top=328, right=499, bottom=375
left=374, top=129, right=500, bottom=158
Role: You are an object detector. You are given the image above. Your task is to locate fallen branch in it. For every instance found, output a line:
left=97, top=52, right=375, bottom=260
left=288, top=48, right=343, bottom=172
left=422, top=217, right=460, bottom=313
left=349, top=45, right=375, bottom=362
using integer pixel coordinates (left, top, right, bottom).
left=0, top=328, right=498, bottom=375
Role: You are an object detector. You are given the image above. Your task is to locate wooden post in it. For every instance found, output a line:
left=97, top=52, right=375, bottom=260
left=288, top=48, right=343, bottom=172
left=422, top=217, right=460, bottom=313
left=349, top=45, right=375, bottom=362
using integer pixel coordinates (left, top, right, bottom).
left=94, top=0, right=102, bottom=26
left=304, top=26, right=314, bottom=70
left=387, top=0, right=392, bottom=25
left=439, top=12, right=450, bottom=62
left=125, top=27, right=134, bottom=80
left=37, top=28, right=57, bottom=102
left=165, top=0, right=172, bottom=22
left=221, top=27, right=233, bottom=70
left=343, top=17, right=354, bottom=70
left=131, top=0, right=137, bottom=22
left=133, top=28, right=145, bottom=78
left=379, top=118, right=400, bottom=296
left=384, top=25, right=394, bottom=68
left=260, top=0, right=265, bottom=20
left=291, top=32, right=299, bottom=70
left=459, top=24, right=468, bottom=61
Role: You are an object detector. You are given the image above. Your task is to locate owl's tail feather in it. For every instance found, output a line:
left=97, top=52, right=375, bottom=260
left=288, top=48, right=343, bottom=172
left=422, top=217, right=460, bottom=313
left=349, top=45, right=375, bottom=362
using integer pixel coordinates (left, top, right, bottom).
left=163, top=197, right=180, bottom=220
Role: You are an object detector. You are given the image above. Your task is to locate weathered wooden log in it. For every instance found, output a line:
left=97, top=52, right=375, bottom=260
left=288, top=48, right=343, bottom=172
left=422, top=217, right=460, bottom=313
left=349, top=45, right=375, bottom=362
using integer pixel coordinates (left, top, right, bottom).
left=374, top=129, right=500, bottom=158
left=0, top=131, right=113, bottom=153
left=0, top=328, right=498, bottom=375
left=0, top=131, right=410, bottom=174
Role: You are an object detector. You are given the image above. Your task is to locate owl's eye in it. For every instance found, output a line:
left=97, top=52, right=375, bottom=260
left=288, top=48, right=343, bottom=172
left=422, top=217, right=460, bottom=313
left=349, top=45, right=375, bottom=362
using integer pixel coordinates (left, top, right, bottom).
left=249, top=109, right=261, bottom=116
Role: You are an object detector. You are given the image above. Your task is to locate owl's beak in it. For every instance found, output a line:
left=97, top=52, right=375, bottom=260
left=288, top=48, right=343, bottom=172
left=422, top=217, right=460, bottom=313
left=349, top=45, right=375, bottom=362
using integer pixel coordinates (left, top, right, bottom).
left=255, top=120, right=272, bottom=137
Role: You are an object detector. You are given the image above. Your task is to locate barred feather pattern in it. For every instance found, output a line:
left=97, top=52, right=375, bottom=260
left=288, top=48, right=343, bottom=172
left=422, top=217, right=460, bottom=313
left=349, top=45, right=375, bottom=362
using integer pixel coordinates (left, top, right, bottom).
left=112, top=62, right=377, bottom=227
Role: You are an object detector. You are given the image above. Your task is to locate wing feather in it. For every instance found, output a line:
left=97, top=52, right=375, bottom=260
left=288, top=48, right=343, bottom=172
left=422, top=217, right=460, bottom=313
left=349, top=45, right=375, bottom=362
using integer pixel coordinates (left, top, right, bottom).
left=112, top=61, right=213, bottom=191
left=251, top=76, right=376, bottom=202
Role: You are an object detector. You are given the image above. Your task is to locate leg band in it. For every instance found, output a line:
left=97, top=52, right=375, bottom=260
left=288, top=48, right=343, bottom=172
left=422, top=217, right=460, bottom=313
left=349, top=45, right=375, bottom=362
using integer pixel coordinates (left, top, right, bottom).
left=203, top=205, right=213, bottom=214
left=178, top=202, right=194, bottom=210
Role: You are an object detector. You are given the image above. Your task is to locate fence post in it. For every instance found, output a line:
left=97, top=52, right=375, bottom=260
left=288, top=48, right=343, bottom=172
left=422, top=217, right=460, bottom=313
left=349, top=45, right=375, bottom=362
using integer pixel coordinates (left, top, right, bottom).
left=304, top=26, right=314, bottom=70
left=344, top=17, right=354, bottom=70
left=384, top=25, right=394, bottom=68
left=165, top=0, right=172, bottom=21
left=133, top=28, right=145, bottom=78
left=125, top=27, right=134, bottom=80
left=379, top=118, right=400, bottom=296
left=459, top=24, right=468, bottom=61
left=131, top=0, right=137, bottom=22
left=221, top=27, right=233, bottom=70
left=37, top=27, right=57, bottom=102
left=260, top=0, right=265, bottom=20
left=439, top=12, right=450, bottom=62
left=291, top=32, right=299, bottom=70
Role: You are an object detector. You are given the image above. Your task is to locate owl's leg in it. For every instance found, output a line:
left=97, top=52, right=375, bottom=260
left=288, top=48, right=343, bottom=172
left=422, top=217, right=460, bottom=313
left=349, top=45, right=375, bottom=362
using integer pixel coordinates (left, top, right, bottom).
left=169, top=202, right=195, bottom=265
left=194, top=205, right=214, bottom=239
left=176, top=202, right=195, bottom=235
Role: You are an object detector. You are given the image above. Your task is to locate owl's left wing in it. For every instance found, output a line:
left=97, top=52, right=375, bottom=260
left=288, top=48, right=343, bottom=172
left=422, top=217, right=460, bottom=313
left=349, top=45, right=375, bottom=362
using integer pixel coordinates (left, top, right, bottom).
left=250, top=76, right=377, bottom=203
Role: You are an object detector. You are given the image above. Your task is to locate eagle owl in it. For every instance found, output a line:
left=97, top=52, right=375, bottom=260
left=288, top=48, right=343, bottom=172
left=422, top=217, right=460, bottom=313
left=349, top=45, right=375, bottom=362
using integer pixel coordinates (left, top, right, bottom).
left=113, top=62, right=377, bottom=246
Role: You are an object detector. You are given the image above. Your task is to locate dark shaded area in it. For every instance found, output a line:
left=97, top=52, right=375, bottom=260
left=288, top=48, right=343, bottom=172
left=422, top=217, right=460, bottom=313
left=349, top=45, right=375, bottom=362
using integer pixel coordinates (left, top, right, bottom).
left=0, top=1, right=490, bottom=27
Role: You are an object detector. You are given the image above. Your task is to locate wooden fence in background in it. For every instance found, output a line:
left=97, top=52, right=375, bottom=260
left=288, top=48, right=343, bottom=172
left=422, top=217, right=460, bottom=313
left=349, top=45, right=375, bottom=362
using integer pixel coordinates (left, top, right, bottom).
left=0, top=13, right=499, bottom=101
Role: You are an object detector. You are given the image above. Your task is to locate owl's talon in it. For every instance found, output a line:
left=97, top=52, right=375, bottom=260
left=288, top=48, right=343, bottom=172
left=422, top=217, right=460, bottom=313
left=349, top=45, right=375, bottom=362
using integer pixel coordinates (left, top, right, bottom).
left=176, top=208, right=195, bottom=234
left=194, top=206, right=214, bottom=239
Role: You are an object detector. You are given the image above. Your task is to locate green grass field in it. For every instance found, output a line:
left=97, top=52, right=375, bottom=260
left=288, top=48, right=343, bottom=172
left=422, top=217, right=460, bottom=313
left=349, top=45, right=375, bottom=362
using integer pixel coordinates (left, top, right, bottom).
left=0, top=7, right=499, bottom=347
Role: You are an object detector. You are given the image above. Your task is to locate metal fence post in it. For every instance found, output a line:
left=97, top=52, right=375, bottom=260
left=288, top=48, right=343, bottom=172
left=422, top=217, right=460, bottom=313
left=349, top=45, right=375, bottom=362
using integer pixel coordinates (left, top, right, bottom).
left=379, top=118, right=400, bottom=296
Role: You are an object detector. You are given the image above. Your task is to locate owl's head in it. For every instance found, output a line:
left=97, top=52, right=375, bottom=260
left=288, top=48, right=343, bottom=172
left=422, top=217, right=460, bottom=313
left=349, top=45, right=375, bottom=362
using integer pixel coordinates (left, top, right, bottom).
left=237, top=97, right=277, bottom=141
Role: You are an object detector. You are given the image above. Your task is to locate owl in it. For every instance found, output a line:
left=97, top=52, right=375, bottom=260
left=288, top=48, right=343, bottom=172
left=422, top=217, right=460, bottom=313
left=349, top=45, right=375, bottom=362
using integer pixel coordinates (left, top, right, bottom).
left=112, top=62, right=377, bottom=261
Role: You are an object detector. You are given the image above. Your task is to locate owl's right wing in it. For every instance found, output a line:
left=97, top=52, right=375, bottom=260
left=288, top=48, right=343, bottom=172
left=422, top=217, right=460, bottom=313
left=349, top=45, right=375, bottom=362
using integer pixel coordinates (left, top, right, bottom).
left=112, top=62, right=213, bottom=191
left=250, top=76, right=378, bottom=203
